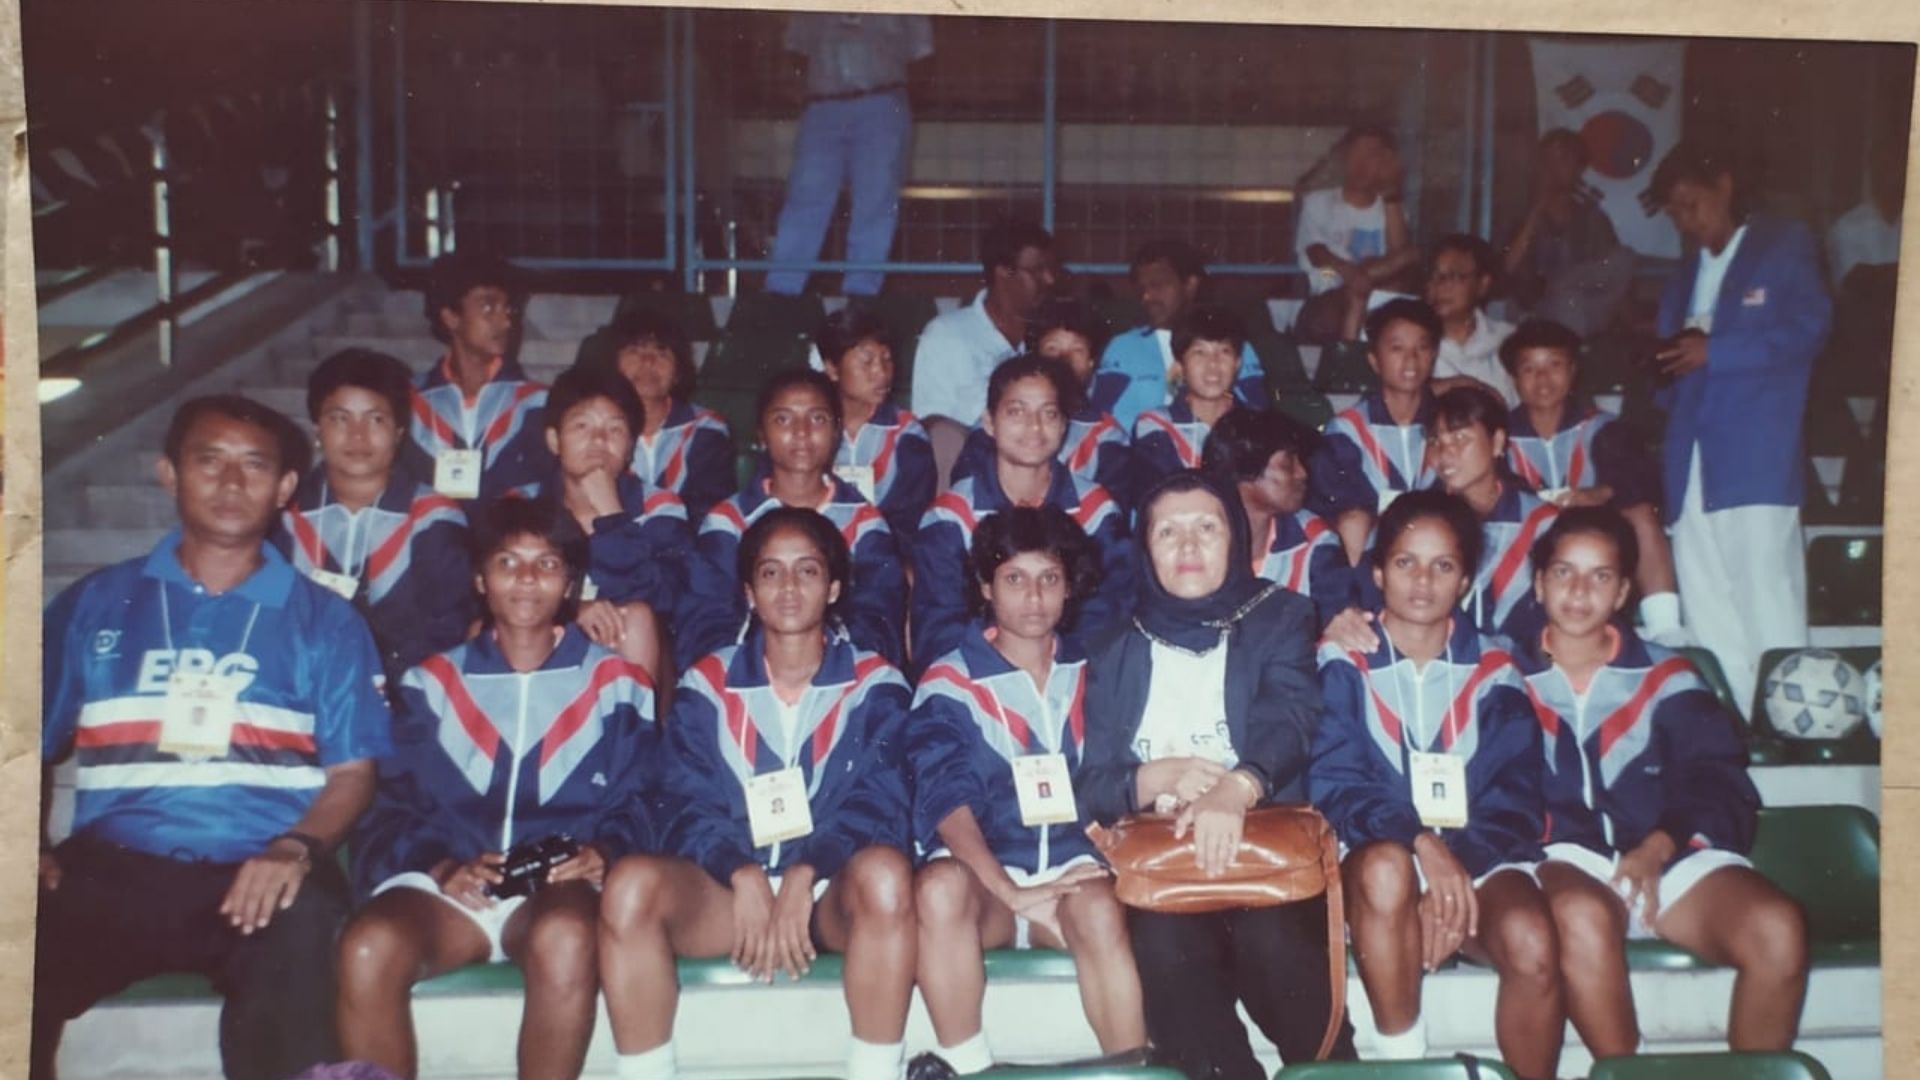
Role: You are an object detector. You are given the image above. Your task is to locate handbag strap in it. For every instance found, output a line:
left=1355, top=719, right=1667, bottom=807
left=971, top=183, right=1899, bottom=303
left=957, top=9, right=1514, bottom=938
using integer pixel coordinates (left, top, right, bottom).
left=1313, top=819, right=1348, bottom=1061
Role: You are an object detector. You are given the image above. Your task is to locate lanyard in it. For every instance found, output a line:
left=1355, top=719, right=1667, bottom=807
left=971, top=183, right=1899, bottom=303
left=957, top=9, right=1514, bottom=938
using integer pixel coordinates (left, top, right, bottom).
left=157, top=580, right=262, bottom=657
left=316, top=481, right=374, bottom=578
left=1382, top=624, right=1457, bottom=772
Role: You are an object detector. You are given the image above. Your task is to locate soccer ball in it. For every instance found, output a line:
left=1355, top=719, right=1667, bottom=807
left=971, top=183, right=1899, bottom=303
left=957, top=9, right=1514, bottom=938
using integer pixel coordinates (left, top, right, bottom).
left=1864, top=660, right=1883, bottom=739
left=1763, top=649, right=1868, bottom=741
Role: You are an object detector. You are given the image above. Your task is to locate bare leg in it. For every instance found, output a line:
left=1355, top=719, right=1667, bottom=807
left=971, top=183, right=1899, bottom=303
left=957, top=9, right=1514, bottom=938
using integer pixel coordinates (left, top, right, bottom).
left=502, top=881, right=602, bottom=1080
left=1463, top=871, right=1564, bottom=1080
left=335, top=889, right=491, bottom=1079
left=1654, top=867, right=1809, bottom=1050
left=912, top=860, right=1014, bottom=1048
left=1042, top=879, right=1148, bottom=1053
left=1537, top=862, right=1638, bottom=1057
left=815, top=847, right=917, bottom=1044
left=1344, top=842, right=1424, bottom=1035
left=1622, top=503, right=1679, bottom=599
left=597, top=855, right=738, bottom=1053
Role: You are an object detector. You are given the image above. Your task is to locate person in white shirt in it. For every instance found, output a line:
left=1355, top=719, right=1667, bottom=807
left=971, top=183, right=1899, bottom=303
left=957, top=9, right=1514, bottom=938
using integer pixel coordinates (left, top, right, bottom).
left=1825, top=138, right=1904, bottom=290
left=1426, top=234, right=1518, bottom=407
left=1294, top=125, right=1423, bottom=345
left=911, top=219, right=1058, bottom=427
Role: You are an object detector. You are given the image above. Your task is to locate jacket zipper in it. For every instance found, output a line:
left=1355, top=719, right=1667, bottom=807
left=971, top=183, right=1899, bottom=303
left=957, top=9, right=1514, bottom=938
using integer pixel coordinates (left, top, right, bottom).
left=500, top=671, right=531, bottom=853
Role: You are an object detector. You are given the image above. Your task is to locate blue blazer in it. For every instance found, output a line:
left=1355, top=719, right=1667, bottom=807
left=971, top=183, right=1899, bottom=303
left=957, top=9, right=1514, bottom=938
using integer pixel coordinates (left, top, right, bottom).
left=1655, top=214, right=1831, bottom=522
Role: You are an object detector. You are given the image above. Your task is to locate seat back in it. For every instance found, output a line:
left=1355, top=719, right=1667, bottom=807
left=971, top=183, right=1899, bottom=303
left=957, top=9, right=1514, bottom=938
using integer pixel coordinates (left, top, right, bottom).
left=1587, top=1050, right=1834, bottom=1080
left=1276, top=1058, right=1519, bottom=1079
left=1748, top=806, right=1879, bottom=946
left=1805, top=534, right=1882, bottom=626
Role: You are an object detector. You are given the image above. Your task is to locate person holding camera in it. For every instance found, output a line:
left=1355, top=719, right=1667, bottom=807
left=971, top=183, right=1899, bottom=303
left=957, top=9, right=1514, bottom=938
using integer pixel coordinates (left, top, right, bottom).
left=337, top=497, right=663, bottom=1080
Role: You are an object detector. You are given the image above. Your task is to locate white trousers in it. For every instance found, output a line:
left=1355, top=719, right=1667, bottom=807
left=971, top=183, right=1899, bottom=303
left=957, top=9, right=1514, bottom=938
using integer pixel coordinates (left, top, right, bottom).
left=1671, top=448, right=1809, bottom=712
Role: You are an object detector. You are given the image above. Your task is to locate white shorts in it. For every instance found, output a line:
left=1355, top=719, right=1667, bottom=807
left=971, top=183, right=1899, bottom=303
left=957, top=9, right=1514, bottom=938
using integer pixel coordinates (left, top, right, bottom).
left=373, top=871, right=527, bottom=963
left=765, top=872, right=833, bottom=902
left=1542, top=841, right=1752, bottom=939
left=1338, top=841, right=1538, bottom=892
left=924, top=850, right=1103, bottom=949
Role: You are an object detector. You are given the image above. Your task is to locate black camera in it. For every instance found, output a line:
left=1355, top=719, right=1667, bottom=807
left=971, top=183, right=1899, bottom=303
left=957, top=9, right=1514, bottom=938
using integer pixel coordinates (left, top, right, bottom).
left=489, top=834, right=581, bottom=899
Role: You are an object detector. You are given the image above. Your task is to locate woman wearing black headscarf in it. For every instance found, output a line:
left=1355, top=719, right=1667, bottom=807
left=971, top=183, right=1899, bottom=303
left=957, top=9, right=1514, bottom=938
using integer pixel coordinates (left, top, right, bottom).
left=1080, top=469, right=1355, bottom=1078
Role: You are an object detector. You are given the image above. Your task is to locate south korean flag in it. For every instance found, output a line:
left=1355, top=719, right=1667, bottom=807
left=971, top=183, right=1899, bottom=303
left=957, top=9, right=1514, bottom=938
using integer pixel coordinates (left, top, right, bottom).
left=1529, top=38, right=1685, bottom=258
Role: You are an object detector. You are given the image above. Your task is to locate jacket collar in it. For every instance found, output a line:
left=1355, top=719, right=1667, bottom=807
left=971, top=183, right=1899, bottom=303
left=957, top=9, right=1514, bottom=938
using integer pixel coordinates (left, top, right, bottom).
left=143, top=530, right=297, bottom=607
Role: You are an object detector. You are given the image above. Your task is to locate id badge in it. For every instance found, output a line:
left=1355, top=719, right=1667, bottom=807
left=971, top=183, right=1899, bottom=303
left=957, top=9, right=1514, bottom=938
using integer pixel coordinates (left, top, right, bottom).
left=434, top=449, right=483, bottom=499
left=746, top=768, right=814, bottom=847
left=1377, top=489, right=1402, bottom=515
left=834, top=464, right=876, bottom=503
left=158, top=672, right=239, bottom=758
left=579, top=575, right=600, bottom=602
left=1012, top=753, right=1078, bottom=827
left=1409, top=750, right=1469, bottom=829
left=1537, top=486, right=1570, bottom=508
left=306, top=567, right=359, bottom=601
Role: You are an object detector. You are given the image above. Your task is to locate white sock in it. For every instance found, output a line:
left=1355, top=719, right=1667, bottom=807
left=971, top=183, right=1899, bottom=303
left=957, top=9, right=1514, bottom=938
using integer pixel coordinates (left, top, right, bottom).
left=846, top=1037, right=906, bottom=1080
left=1372, top=1017, right=1428, bottom=1060
left=1639, top=591, right=1682, bottom=635
left=939, top=1031, right=995, bottom=1075
left=615, top=1042, right=676, bottom=1080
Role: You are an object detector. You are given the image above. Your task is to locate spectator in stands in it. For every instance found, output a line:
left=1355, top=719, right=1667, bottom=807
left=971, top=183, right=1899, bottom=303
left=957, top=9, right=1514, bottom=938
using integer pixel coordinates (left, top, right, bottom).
left=1517, top=508, right=1808, bottom=1057
left=407, top=253, right=553, bottom=505
left=1826, top=137, right=1904, bottom=290
left=1080, top=470, right=1356, bottom=1076
left=1499, top=319, right=1685, bottom=643
left=37, top=395, right=392, bottom=1080
left=1309, top=298, right=1442, bottom=568
left=276, top=348, right=474, bottom=691
left=913, top=356, right=1134, bottom=670
left=816, top=307, right=936, bottom=546
left=598, top=509, right=917, bottom=1080
left=1294, top=125, right=1423, bottom=345
left=680, top=369, right=907, bottom=669
left=1200, top=408, right=1351, bottom=628
left=1650, top=140, right=1830, bottom=709
left=765, top=13, right=933, bottom=298
left=1823, top=139, right=1904, bottom=394
left=1501, top=129, right=1634, bottom=338
left=949, top=298, right=1135, bottom=506
left=1426, top=387, right=1558, bottom=643
left=583, top=308, right=735, bottom=524
left=1311, top=490, right=1560, bottom=1078
left=908, top=507, right=1148, bottom=1072
left=337, top=498, right=662, bottom=1080
left=521, top=366, right=691, bottom=686
left=912, top=218, right=1058, bottom=428
left=1131, top=304, right=1247, bottom=489
left=1427, top=233, right=1519, bottom=407
left=1097, top=239, right=1265, bottom=429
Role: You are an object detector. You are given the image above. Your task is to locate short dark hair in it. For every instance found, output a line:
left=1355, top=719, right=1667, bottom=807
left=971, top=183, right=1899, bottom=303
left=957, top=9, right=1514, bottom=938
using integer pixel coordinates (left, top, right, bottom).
left=1498, top=318, right=1584, bottom=377
left=1201, top=408, right=1322, bottom=482
left=737, top=506, right=853, bottom=610
left=601, top=307, right=696, bottom=401
left=470, top=494, right=588, bottom=593
left=1432, top=385, right=1510, bottom=440
left=425, top=252, right=522, bottom=344
left=1170, top=304, right=1246, bottom=365
left=1026, top=297, right=1112, bottom=360
left=546, top=363, right=646, bottom=436
left=967, top=506, right=1103, bottom=628
left=1342, top=123, right=1397, bottom=153
left=307, top=347, right=415, bottom=428
left=1531, top=505, right=1641, bottom=583
left=1372, top=488, right=1483, bottom=573
left=1538, top=128, right=1588, bottom=167
left=1431, top=233, right=1499, bottom=282
left=986, top=353, right=1082, bottom=418
left=981, top=218, right=1054, bottom=281
left=814, top=308, right=893, bottom=370
left=164, top=394, right=310, bottom=478
left=1129, top=238, right=1206, bottom=283
left=755, top=367, right=843, bottom=434
left=1365, top=297, right=1442, bottom=349
left=1648, top=140, right=1746, bottom=217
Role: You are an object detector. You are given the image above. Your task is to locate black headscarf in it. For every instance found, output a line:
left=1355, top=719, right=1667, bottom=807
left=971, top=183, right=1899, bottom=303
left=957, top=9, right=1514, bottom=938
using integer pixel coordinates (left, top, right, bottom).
left=1131, top=469, right=1274, bottom=652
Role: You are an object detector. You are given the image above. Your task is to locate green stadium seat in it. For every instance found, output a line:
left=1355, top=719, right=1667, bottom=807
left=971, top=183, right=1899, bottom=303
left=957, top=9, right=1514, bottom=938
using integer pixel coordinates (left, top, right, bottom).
left=1804, top=535, right=1881, bottom=626
left=1676, top=647, right=1740, bottom=719
left=1749, top=646, right=1880, bottom=765
left=614, top=290, right=720, bottom=340
left=981, top=1068, right=1184, bottom=1079
left=1587, top=1050, right=1834, bottom=1080
left=1749, top=805, right=1879, bottom=967
left=1577, top=331, right=1645, bottom=396
left=1253, top=333, right=1312, bottom=395
left=724, top=293, right=826, bottom=337
left=701, top=329, right=812, bottom=391
left=692, top=386, right=763, bottom=456
left=1803, top=390, right=1865, bottom=458
left=1276, top=1058, right=1519, bottom=1079
left=1832, top=448, right=1886, bottom=525
left=1276, top=391, right=1334, bottom=432
left=1313, top=340, right=1376, bottom=395
left=1224, top=296, right=1277, bottom=338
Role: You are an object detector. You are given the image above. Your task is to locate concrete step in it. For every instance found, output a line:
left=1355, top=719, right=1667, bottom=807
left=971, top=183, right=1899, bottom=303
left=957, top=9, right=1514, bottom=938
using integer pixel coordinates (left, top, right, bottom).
left=300, top=335, right=587, bottom=383
left=76, top=484, right=177, bottom=531
left=45, top=527, right=170, bottom=570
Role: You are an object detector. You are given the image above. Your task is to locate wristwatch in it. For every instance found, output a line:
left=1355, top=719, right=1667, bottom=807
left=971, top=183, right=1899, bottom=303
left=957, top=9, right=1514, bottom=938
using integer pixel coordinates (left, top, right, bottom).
left=271, top=830, right=325, bottom=867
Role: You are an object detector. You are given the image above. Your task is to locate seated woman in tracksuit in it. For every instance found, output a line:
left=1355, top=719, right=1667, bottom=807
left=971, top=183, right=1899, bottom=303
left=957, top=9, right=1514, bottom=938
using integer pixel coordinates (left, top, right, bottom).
left=1310, top=489, right=1562, bottom=1080
left=582, top=307, right=736, bottom=523
left=1309, top=298, right=1443, bottom=569
left=515, top=364, right=692, bottom=687
left=678, top=368, right=908, bottom=670
left=598, top=508, right=917, bottom=1080
left=1516, top=507, right=1807, bottom=1057
left=815, top=307, right=936, bottom=546
left=1498, top=318, right=1684, bottom=643
left=950, top=298, right=1135, bottom=505
left=339, top=496, right=663, bottom=1080
left=1199, top=407, right=1352, bottom=628
left=908, top=506, right=1147, bottom=1073
left=1131, top=304, right=1248, bottom=490
left=275, top=347, right=474, bottom=691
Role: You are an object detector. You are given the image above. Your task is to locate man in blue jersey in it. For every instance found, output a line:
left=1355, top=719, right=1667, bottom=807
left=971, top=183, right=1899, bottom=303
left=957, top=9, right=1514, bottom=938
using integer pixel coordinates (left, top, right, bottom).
left=36, top=396, right=393, bottom=1080
left=1096, top=238, right=1267, bottom=429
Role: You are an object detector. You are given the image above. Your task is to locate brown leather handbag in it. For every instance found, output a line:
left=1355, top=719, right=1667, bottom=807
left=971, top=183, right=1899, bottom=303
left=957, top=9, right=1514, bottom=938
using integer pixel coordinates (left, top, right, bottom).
left=1086, top=803, right=1347, bottom=1061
